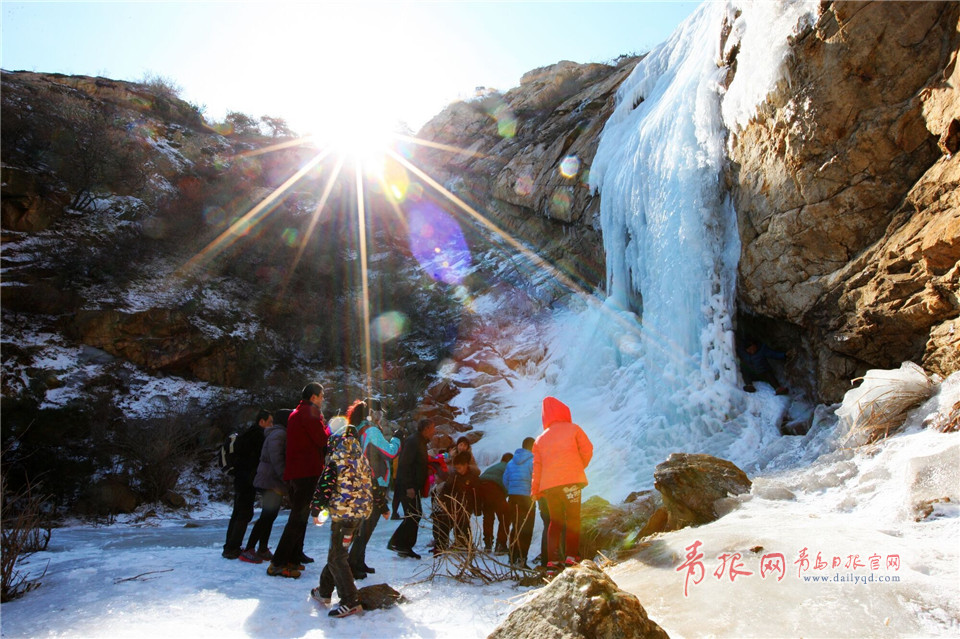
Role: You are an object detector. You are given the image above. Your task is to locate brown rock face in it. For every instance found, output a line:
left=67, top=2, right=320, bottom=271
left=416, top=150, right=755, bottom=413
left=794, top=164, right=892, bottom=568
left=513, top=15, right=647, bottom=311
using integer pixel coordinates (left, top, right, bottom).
left=416, top=58, right=641, bottom=296
left=727, top=1, right=960, bottom=401
left=653, top=453, right=751, bottom=531
left=73, top=308, right=264, bottom=387
left=488, top=560, right=669, bottom=639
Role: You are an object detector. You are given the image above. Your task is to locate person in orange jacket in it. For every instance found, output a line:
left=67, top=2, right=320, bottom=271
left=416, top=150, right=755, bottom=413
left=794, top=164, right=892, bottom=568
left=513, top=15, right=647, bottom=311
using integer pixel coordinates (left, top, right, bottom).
left=531, top=396, right=593, bottom=573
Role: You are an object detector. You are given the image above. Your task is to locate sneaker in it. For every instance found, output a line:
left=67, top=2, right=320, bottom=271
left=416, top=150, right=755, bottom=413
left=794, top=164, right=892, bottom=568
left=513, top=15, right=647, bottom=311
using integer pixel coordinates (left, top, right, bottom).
left=256, top=548, right=273, bottom=561
left=397, top=548, right=421, bottom=559
left=310, top=587, right=331, bottom=605
left=564, top=556, right=579, bottom=567
left=494, top=544, right=509, bottom=555
left=299, top=552, right=315, bottom=564
left=239, top=549, right=263, bottom=564
left=293, top=562, right=306, bottom=571
left=222, top=548, right=241, bottom=560
left=545, top=561, right=560, bottom=578
left=266, top=563, right=301, bottom=579
left=328, top=602, right=362, bottom=618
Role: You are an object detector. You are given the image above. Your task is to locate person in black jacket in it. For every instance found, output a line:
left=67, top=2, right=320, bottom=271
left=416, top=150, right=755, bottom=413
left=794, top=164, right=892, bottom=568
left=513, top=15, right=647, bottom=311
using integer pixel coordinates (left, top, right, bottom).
left=433, top=451, right=481, bottom=552
left=387, top=418, right=435, bottom=559
left=222, top=409, right=273, bottom=559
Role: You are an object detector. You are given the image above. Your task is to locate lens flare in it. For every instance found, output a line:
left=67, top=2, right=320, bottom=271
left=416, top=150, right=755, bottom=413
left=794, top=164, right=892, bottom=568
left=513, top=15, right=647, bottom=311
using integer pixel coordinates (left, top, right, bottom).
left=559, top=155, right=581, bottom=178
left=281, top=227, right=299, bottom=247
left=371, top=311, right=409, bottom=344
left=549, top=188, right=573, bottom=218
left=514, top=168, right=534, bottom=197
left=407, top=201, right=471, bottom=285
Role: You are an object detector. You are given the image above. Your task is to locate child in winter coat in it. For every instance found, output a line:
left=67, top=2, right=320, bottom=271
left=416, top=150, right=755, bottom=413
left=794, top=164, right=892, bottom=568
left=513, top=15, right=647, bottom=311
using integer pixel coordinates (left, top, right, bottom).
left=310, top=420, right=374, bottom=618
left=432, top=451, right=480, bottom=553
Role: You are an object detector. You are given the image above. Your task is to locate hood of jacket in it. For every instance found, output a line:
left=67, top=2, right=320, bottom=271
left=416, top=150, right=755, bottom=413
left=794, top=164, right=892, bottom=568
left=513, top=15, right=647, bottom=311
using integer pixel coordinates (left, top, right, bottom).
left=512, top=448, right=534, bottom=465
left=541, top=396, right=571, bottom=429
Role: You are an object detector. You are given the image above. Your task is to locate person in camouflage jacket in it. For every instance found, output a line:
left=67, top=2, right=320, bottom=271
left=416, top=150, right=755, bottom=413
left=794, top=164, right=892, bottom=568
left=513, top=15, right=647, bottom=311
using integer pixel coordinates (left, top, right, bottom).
left=312, top=421, right=373, bottom=616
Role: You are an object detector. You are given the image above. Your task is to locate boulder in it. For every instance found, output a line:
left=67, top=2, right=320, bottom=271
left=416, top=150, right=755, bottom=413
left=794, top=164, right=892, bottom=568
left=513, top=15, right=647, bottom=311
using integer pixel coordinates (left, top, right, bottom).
left=653, top=453, right=751, bottom=530
left=75, top=476, right=141, bottom=517
left=488, top=560, right=669, bottom=639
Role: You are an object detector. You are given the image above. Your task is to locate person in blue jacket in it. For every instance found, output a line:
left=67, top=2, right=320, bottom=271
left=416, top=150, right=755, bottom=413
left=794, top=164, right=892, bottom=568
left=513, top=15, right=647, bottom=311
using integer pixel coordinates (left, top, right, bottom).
left=502, top=436, right=535, bottom=568
left=348, top=399, right=400, bottom=578
left=737, top=336, right=789, bottom=395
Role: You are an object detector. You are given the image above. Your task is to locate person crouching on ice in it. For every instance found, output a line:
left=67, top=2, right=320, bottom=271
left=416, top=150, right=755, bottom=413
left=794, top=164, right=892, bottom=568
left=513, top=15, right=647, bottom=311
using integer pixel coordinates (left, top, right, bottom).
left=531, top=396, right=593, bottom=577
left=310, top=420, right=373, bottom=618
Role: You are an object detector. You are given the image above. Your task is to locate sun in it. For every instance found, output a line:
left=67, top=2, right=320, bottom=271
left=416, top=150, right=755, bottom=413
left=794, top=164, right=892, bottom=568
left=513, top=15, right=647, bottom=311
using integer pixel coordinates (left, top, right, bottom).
left=301, top=99, right=401, bottom=176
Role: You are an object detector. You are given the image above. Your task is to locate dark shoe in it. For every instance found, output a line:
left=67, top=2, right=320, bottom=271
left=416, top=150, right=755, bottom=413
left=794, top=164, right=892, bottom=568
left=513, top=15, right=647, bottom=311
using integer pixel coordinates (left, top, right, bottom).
left=328, top=602, right=362, bottom=618
left=299, top=552, right=314, bottom=564
left=239, top=549, right=263, bottom=564
left=390, top=512, right=401, bottom=520
left=387, top=541, right=401, bottom=552
left=744, top=383, right=756, bottom=393
left=362, top=564, right=376, bottom=574
left=397, top=548, right=421, bottom=559
left=483, top=542, right=493, bottom=552
left=222, top=548, right=241, bottom=560
left=352, top=568, right=367, bottom=580
left=266, top=563, right=301, bottom=578
left=256, top=547, right=273, bottom=561
left=310, top=587, right=331, bottom=605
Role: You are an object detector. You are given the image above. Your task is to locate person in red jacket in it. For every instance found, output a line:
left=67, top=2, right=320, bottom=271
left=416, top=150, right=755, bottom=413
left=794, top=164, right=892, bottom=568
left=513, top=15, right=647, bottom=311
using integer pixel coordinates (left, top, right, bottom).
left=531, top=396, right=593, bottom=574
left=267, top=382, right=329, bottom=578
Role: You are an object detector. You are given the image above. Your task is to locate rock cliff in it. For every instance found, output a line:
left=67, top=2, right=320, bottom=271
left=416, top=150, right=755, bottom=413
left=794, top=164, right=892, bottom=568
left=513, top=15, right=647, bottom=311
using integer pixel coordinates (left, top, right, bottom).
left=415, top=2, right=959, bottom=403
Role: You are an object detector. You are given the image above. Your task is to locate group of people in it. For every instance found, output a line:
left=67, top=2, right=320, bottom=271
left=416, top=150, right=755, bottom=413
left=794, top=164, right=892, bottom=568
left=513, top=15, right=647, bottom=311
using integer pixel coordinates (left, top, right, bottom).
left=221, top=383, right=594, bottom=618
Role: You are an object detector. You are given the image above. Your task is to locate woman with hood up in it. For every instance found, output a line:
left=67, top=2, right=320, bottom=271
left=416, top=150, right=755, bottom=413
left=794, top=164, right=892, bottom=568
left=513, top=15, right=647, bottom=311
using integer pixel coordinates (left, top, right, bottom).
left=531, top=397, right=593, bottom=574
left=310, top=416, right=374, bottom=618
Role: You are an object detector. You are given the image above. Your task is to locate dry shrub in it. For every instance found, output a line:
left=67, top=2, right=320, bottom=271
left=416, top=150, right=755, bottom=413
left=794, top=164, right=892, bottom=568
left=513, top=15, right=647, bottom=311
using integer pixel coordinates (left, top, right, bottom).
left=422, top=494, right=536, bottom=585
left=839, top=363, right=937, bottom=446
left=1, top=449, right=52, bottom=602
left=114, top=402, right=204, bottom=503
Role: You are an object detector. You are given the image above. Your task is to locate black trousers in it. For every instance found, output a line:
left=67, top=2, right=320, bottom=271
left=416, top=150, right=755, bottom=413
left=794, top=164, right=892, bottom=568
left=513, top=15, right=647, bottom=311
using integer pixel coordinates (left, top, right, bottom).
left=245, top=489, right=282, bottom=552
left=508, top=495, right=535, bottom=564
left=223, top=472, right=256, bottom=552
left=388, top=491, right=422, bottom=551
left=271, top=476, right=317, bottom=566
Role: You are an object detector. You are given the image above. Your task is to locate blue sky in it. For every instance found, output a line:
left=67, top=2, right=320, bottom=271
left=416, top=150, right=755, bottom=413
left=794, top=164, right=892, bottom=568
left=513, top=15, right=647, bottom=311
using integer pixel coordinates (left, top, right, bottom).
left=2, top=1, right=699, bottom=136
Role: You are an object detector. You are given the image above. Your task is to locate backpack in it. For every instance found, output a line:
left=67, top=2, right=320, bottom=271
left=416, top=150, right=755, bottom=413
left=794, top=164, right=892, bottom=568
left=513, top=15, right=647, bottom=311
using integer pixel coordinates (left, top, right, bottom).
left=216, top=432, right=239, bottom=475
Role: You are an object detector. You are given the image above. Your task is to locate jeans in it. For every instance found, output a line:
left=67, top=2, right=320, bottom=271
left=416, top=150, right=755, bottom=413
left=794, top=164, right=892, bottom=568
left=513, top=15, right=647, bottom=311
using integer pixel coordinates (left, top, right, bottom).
left=245, top=490, right=282, bottom=552
left=223, top=471, right=256, bottom=552
left=271, top=476, right=317, bottom=566
left=318, top=519, right=361, bottom=606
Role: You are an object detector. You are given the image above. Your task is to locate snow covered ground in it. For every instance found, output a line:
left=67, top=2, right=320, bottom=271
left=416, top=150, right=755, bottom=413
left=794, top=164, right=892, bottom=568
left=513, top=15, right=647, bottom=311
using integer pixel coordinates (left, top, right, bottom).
left=2, top=504, right=533, bottom=639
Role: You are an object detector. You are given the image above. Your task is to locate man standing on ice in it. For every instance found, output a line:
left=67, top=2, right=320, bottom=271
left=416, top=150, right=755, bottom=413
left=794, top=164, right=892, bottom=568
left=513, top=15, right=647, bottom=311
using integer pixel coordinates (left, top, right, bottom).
left=387, top=418, right=436, bottom=559
left=267, top=382, right=329, bottom=578
left=531, top=396, right=593, bottom=575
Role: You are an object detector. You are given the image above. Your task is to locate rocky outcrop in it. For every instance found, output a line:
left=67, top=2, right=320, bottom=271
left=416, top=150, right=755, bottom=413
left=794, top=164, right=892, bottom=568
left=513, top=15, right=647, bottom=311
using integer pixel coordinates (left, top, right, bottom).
left=73, top=308, right=267, bottom=388
left=416, top=58, right=641, bottom=297
left=652, top=453, right=751, bottom=531
left=726, top=1, right=960, bottom=401
left=488, top=560, right=669, bottom=639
